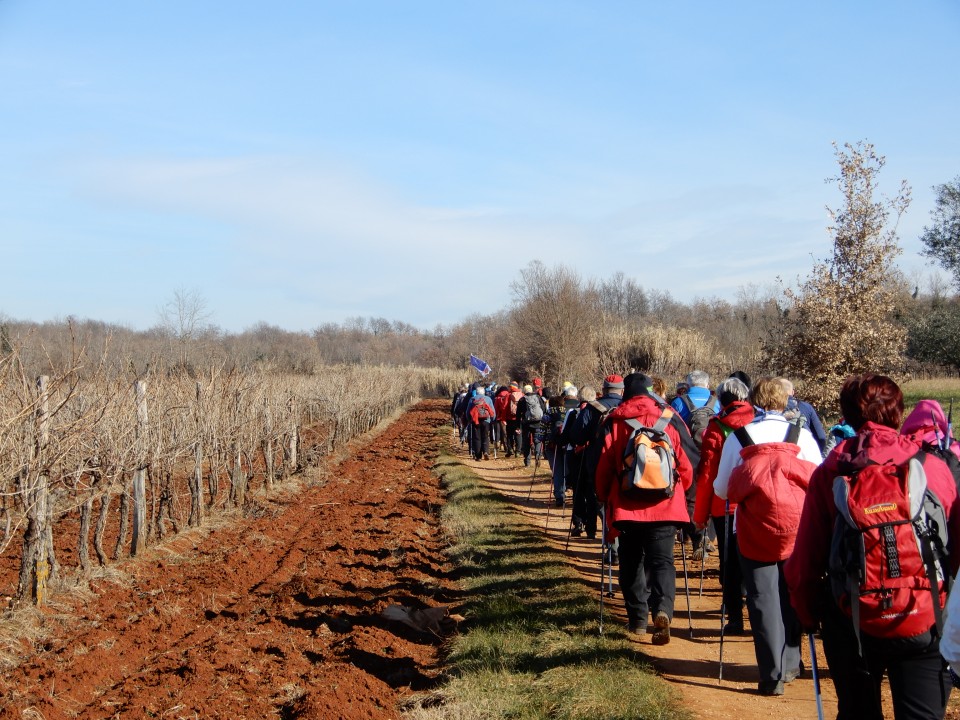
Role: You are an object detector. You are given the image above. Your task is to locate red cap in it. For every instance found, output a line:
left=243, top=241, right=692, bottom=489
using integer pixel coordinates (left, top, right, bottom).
left=603, top=374, right=625, bottom=389
left=532, top=377, right=542, bottom=387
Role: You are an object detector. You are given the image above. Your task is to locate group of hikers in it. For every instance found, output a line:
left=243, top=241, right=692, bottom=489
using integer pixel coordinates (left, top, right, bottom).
left=451, top=369, right=960, bottom=719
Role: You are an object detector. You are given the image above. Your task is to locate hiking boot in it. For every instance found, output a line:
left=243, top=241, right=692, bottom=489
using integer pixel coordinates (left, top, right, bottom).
left=483, top=453, right=490, bottom=460
left=722, top=620, right=746, bottom=636
left=570, top=526, right=583, bottom=537
left=651, top=611, right=671, bottom=645
left=784, top=663, right=804, bottom=683
left=705, top=541, right=717, bottom=553
left=757, top=680, right=784, bottom=696
left=627, top=621, right=646, bottom=636
left=692, top=547, right=705, bottom=562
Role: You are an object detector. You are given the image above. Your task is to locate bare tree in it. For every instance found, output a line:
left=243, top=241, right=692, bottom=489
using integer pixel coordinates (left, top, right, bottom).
left=157, top=287, right=215, bottom=372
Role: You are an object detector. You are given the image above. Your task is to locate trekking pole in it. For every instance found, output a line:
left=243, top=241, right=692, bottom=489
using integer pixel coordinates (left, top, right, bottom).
left=599, top=534, right=607, bottom=635
left=809, top=633, right=825, bottom=720
left=698, top=533, right=706, bottom=598
left=678, top=529, right=694, bottom=639
left=719, top=503, right=730, bottom=682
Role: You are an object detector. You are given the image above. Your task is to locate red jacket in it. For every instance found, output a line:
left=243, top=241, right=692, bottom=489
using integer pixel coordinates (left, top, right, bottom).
left=785, top=422, right=960, bottom=630
left=727, top=440, right=818, bottom=562
left=595, top=395, right=695, bottom=528
left=494, top=389, right=512, bottom=421
left=693, top=401, right=755, bottom=524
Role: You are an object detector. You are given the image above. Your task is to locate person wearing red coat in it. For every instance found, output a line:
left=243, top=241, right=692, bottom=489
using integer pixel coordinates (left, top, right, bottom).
left=692, top=376, right=755, bottom=634
left=595, top=373, right=695, bottom=644
left=785, top=375, right=960, bottom=719
left=713, top=377, right=821, bottom=695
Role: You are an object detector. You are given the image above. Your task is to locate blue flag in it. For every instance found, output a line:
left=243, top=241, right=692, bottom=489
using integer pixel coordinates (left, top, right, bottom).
left=469, top=354, right=491, bottom=377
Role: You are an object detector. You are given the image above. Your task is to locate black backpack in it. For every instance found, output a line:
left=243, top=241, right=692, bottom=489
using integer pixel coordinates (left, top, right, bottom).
left=682, top=393, right=717, bottom=448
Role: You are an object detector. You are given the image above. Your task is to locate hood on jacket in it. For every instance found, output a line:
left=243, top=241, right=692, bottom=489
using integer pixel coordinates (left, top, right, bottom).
left=716, top=400, right=756, bottom=427
left=901, top=399, right=952, bottom=446
left=609, top=393, right=664, bottom=420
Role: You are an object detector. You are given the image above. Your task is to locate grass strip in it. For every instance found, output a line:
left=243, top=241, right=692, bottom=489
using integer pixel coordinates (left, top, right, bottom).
left=402, top=446, right=689, bottom=720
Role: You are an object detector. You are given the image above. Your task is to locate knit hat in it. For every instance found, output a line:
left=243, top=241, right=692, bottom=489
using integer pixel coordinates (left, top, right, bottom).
left=523, top=384, right=534, bottom=393
left=532, top=377, right=543, bottom=387
left=603, top=374, right=625, bottom=390
left=509, top=381, right=519, bottom=389
left=562, top=381, right=573, bottom=389
left=622, top=373, right=654, bottom=400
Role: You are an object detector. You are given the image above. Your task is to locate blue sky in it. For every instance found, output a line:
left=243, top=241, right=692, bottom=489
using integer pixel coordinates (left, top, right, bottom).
left=1, top=1, right=958, bottom=332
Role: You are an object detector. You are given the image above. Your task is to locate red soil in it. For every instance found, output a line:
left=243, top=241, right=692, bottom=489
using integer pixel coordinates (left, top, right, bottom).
left=0, top=401, right=455, bottom=719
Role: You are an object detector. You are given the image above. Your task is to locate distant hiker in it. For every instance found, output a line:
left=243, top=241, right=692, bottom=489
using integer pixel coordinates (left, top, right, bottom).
left=468, top=386, right=496, bottom=461
left=502, top=381, right=524, bottom=457
left=547, top=385, right=581, bottom=507
left=787, top=375, right=959, bottom=719
left=567, top=374, right=625, bottom=539
left=780, top=378, right=828, bottom=456
left=451, top=384, right=469, bottom=439
left=493, top=383, right=512, bottom=454
left=692, top=376, right=756, bottom=635
left=595, top=372, right=695, bottom=644
left=901, top=398, right=960, bottom=462
left=714, top=377, right=821, bottom=696
left=518, top=384, right=547, bottom=467
left=671, top=370, right=718, bottom=561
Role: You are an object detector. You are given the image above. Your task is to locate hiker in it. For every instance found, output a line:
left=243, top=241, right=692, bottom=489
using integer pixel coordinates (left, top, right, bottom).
left=503, top=381, right=524, bottom=457
left=671, top=370, right=718, bottom=561
left=468, top=386, right=496, bottom=461
left=567, top=374, right=625, bottom=539
left=901, top=398, right=960, bottom=461
left=547, top=385, right=581, bottom=507
left=786, top=374, right=960, bottom=719
left=713, top=376, right=821, bottom=696
left=493, top=383, right=513, bottom=454
left=780, top=378, right=829, bottom=456
left=692, top=375, right=756, bottom=635
left=594, top=372, right=695, bottom=644
left=518, top=383, right=548, bottom=467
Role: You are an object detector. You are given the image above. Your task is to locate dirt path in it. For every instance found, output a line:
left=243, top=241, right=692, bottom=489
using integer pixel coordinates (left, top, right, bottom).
left=457, top=439, right=839, bottom=720
left=0, top=401, right=455, bottom=720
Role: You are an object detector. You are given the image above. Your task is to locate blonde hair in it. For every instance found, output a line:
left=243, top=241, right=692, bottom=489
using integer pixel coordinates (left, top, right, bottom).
left=751, top=377, right=789, bottom=412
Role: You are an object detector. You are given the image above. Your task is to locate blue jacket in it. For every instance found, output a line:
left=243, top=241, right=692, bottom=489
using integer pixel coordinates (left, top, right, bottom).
left=670, top=386, right=720, bottom=425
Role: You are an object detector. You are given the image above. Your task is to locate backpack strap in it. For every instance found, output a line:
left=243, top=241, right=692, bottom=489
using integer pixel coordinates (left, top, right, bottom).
left=734, top=425, right=754, bottom=447
left=680, top=394, right=695, bottom=413
left=784, top=416, right=805, bottom=445
left=913, top=452, right=950, bottom=639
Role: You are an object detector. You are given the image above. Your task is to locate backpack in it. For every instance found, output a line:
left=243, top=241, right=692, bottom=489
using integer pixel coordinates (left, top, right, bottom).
left=523, top=394, right=544, bottom=423
left=508, top=390, right=523, bottom=417
left=682, top=393, right=717, bottom=448
left=828, top=451, right=950, bottom=651
left=470, top=396, right=494, bottom=422
left=619, top=408, right=678, bottom=500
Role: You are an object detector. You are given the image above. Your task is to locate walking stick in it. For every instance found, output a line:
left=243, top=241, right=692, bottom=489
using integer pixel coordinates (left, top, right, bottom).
left=699, top=533, right=706, bottom=598
left=719, top=503, right=730, bottom=682
left=809, top=633, right=825, bottom=720
left=599, top=532, right=607, bottom=635
left=678, top=529, right=694, bottom=639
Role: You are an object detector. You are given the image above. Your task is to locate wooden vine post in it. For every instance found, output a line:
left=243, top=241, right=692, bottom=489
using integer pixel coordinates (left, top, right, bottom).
left=131, top=379, right=148, bottom=556
left=18, top=375, right=50, bottom=604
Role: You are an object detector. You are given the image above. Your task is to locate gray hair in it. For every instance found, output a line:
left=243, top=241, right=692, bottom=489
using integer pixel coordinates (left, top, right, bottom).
left=685, top=370, right=710, bottom=388
left=716, top=377, right=749, bottom=402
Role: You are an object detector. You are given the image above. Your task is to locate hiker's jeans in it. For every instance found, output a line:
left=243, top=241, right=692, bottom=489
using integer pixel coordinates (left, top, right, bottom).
left=739, top=555, right=800, bottom=686
left=616, top=521, right=677, bottom=629
left=820, top=600, right=950, bottom=720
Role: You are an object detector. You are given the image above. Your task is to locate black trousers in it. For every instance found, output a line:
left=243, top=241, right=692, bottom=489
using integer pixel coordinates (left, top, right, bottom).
left=616, top=521, right=678, bottom=628
left=820, top=601, right=951, bottom=720
left=470, top=422, right=489, bottom=458
left=712, top=514, right=744, bottom=624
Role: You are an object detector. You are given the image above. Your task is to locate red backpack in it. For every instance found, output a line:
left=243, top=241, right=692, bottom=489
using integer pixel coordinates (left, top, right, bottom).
left=469, top=396, right=495, bottom=423
left=829, top=451, right=950, bottom=650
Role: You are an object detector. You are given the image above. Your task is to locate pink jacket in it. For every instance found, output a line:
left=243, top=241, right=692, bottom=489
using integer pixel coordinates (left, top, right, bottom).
left=595, top=395, right=695, bottom=528
left=727, top=441, right=818, bottom=563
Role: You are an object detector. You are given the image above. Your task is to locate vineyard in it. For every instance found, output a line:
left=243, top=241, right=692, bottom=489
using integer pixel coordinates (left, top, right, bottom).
left=0, top=344, right=462, bottom=605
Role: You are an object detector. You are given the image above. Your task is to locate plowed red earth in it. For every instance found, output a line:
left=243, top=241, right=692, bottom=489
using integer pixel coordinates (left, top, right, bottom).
left=0, top=401, right=455, bottom=720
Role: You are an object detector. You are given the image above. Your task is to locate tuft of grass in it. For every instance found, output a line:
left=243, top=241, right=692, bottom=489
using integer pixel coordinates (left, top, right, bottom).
left=402, top=445, right=689, bottom=720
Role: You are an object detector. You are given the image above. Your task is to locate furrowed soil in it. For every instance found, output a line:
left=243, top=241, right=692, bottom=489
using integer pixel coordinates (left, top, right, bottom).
left=1, top=398, right=957, bottom=720
left=0, top=402, right=457, bottom=720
